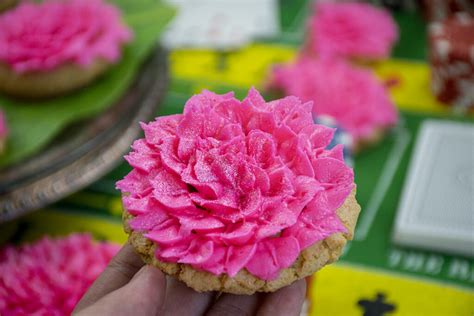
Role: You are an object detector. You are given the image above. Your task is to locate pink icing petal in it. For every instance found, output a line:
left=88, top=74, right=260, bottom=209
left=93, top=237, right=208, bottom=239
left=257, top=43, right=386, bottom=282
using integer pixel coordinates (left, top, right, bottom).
left=284, top=214, right=346, bottom=250
left=313, top=157, right=354, bottom=207
left=212, top=221, right=256, bottom=245
left=245, top=111, right=277, bottom=135
left=303, top=124, right=336, bottom=149
left=159, top=137, right=186, bottom=175
left=283, top=101, right=314, bottom=134
left=193, top=150, right=220, bottom=183
left=177, top=137, right=197, bottom=162
left=235, top=162, right=256, bottom=193
left=268, top=167, right=295, bottom=197
left=179, top=239, right=214, bottom=265
left=158, top=244, right=189, bottom=261
left=117, top=88, right=355, bottom=280
left=145, top=219, right=189, bottom=246
left=312, top=157, right=353, bottom=186
left=116, top=169, right=154, bottom=196
left=318, top=144, right=345, bottom=162
left=226, top=244, right=257, bottom=277
left=245, top=236, right=300, bottom=280
left=250, top=165, right=271, bottom=195
left=122, top=195, right=153, bottom=216
left=198, top=245, right=226, bottom=275
left=243, top=87, right=267, bottom=108
left=125, top=140, right=160, bottom=173
left=129, top=209, right=169, bottom=231
left=179, top=216, right=225, bottom=232
left=272, top=124, right=297, bottom=155
left=141, top=115, right=181, bottom=145
left=247, top=130, right=276, bottom=167
left=190, top=192, right=241, bottom=222
left=308, top=1, right=398, bottom=60
left=287, top=176, right=324, bottom=214
left=288, top=140, right=315, bottom=177
left=0, top=0, right=132, bottom=73
left=181, top=165, right=223, bottom=199
left=284, top=194, right=347, bottom=249
left=214, top=98, right=248, bottom=125
left=217, top=123, right=244, bottom=141
left=257, top=197, right=301, bottom=239
left=218, top=136, right=247, bottom=157
left=151, top=169, right=193, bottom=210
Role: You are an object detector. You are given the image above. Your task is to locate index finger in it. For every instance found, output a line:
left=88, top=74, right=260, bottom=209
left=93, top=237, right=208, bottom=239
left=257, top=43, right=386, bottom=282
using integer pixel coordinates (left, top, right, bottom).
left=74, top=242, right=145, bottom=312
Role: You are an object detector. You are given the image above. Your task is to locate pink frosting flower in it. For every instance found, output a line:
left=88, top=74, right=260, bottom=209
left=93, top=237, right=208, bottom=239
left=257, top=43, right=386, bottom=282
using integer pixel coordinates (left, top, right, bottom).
left=308, top=1, right=398, bottom=60
left=117, top=88, right=354, bottom=280
left=0, top=234, right=119, bottom=315
left=271, top=58, right=398, bottom=142
left=0, top=0, right=133, bottom=73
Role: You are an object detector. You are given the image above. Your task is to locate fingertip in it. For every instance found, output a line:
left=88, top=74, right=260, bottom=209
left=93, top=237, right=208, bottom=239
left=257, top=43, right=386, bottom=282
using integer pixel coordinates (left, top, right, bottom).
left=258, top=279, right=307, bottom=316
left=123, top=265, right=167, bottom=313
left=130, top=265, right=166, bottom=289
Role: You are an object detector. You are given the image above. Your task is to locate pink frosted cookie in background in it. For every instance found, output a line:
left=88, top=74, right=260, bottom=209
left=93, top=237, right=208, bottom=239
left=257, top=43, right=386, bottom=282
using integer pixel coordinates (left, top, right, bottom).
left=0, top=234, right=119, bottom=315
left=0, top=110, right=6, bottom=153
left=0, top=0, right=132, bottom=98
left=307, top=1, right=398, bottom=60
left=118, top=88, right=361, bottom=294
left=271, top=57, right=398, bottom=151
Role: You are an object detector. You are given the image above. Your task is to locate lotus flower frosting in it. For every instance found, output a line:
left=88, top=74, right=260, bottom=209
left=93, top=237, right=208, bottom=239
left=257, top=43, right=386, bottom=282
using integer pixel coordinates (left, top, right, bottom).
left=0, top=0, right=133, bottom=73
left=0, top=234, right=119, bottom=316
left=117, top=88, right=355, bottom=280
left=308, top=1, right=398, bottom=59
left=271, top=58, right=398, bottom=142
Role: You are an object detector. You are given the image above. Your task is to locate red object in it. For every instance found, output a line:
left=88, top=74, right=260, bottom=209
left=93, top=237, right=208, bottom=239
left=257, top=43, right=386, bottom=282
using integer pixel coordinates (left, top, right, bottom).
left=422, top=0, right=473, bottom=21
left=429, top=12, right=474, bottom=112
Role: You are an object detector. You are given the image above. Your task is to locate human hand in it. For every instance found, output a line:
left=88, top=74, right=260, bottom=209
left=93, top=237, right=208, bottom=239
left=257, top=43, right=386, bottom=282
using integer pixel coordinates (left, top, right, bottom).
left=73, top=243, right=307, bottom=316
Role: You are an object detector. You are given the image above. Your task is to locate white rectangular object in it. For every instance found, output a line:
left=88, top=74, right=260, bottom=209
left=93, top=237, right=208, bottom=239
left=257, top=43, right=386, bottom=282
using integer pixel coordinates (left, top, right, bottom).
left=392, top=120, right=474, bottom=257
left=162, top=0, right=279, bottom=49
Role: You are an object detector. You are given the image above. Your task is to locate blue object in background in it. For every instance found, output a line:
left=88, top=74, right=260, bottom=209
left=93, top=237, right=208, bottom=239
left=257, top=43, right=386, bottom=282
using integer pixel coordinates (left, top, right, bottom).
left=314, top=115, right=354, bottom=166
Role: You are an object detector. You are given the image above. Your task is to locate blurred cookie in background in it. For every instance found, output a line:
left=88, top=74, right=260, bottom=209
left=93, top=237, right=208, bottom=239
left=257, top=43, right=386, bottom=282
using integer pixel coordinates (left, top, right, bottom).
left=0, top=0, right=132, bottom=99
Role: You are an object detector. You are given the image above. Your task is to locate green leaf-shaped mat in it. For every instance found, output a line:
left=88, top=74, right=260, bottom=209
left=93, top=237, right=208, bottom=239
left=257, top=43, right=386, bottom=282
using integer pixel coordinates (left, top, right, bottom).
left=0, top=0, right=175, bottom=168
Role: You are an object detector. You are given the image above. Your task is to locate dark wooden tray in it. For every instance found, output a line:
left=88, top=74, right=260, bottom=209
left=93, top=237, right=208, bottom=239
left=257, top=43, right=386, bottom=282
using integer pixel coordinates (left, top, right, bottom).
left=0, top=47, right=168, bottom=222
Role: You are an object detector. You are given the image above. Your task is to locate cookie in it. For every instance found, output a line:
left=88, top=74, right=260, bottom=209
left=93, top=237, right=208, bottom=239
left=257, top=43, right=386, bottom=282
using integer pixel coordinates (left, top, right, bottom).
left=270, top=57, right=398, bottom=151
left=117, top=88, right=361, bottom=294
left=0, top=234, right=119, bottom=315
left=0, top=0, right=132, bottom=98
left=307, top=1, right=398, bottom=60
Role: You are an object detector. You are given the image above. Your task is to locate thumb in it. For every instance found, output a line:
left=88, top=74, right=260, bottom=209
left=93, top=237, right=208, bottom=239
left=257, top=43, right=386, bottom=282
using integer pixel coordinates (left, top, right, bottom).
left=77, top=265, right=167, bottom=316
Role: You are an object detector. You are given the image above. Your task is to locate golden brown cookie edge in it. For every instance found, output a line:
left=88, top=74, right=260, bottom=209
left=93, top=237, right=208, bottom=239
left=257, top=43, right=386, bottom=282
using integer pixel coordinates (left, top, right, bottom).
left=124, top=188, right=360, bottom=295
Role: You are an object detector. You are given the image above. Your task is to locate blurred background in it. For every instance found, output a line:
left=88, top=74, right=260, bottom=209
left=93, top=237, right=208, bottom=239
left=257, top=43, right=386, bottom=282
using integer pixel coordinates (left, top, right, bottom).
left=0, top=0, right=473, bottom=315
